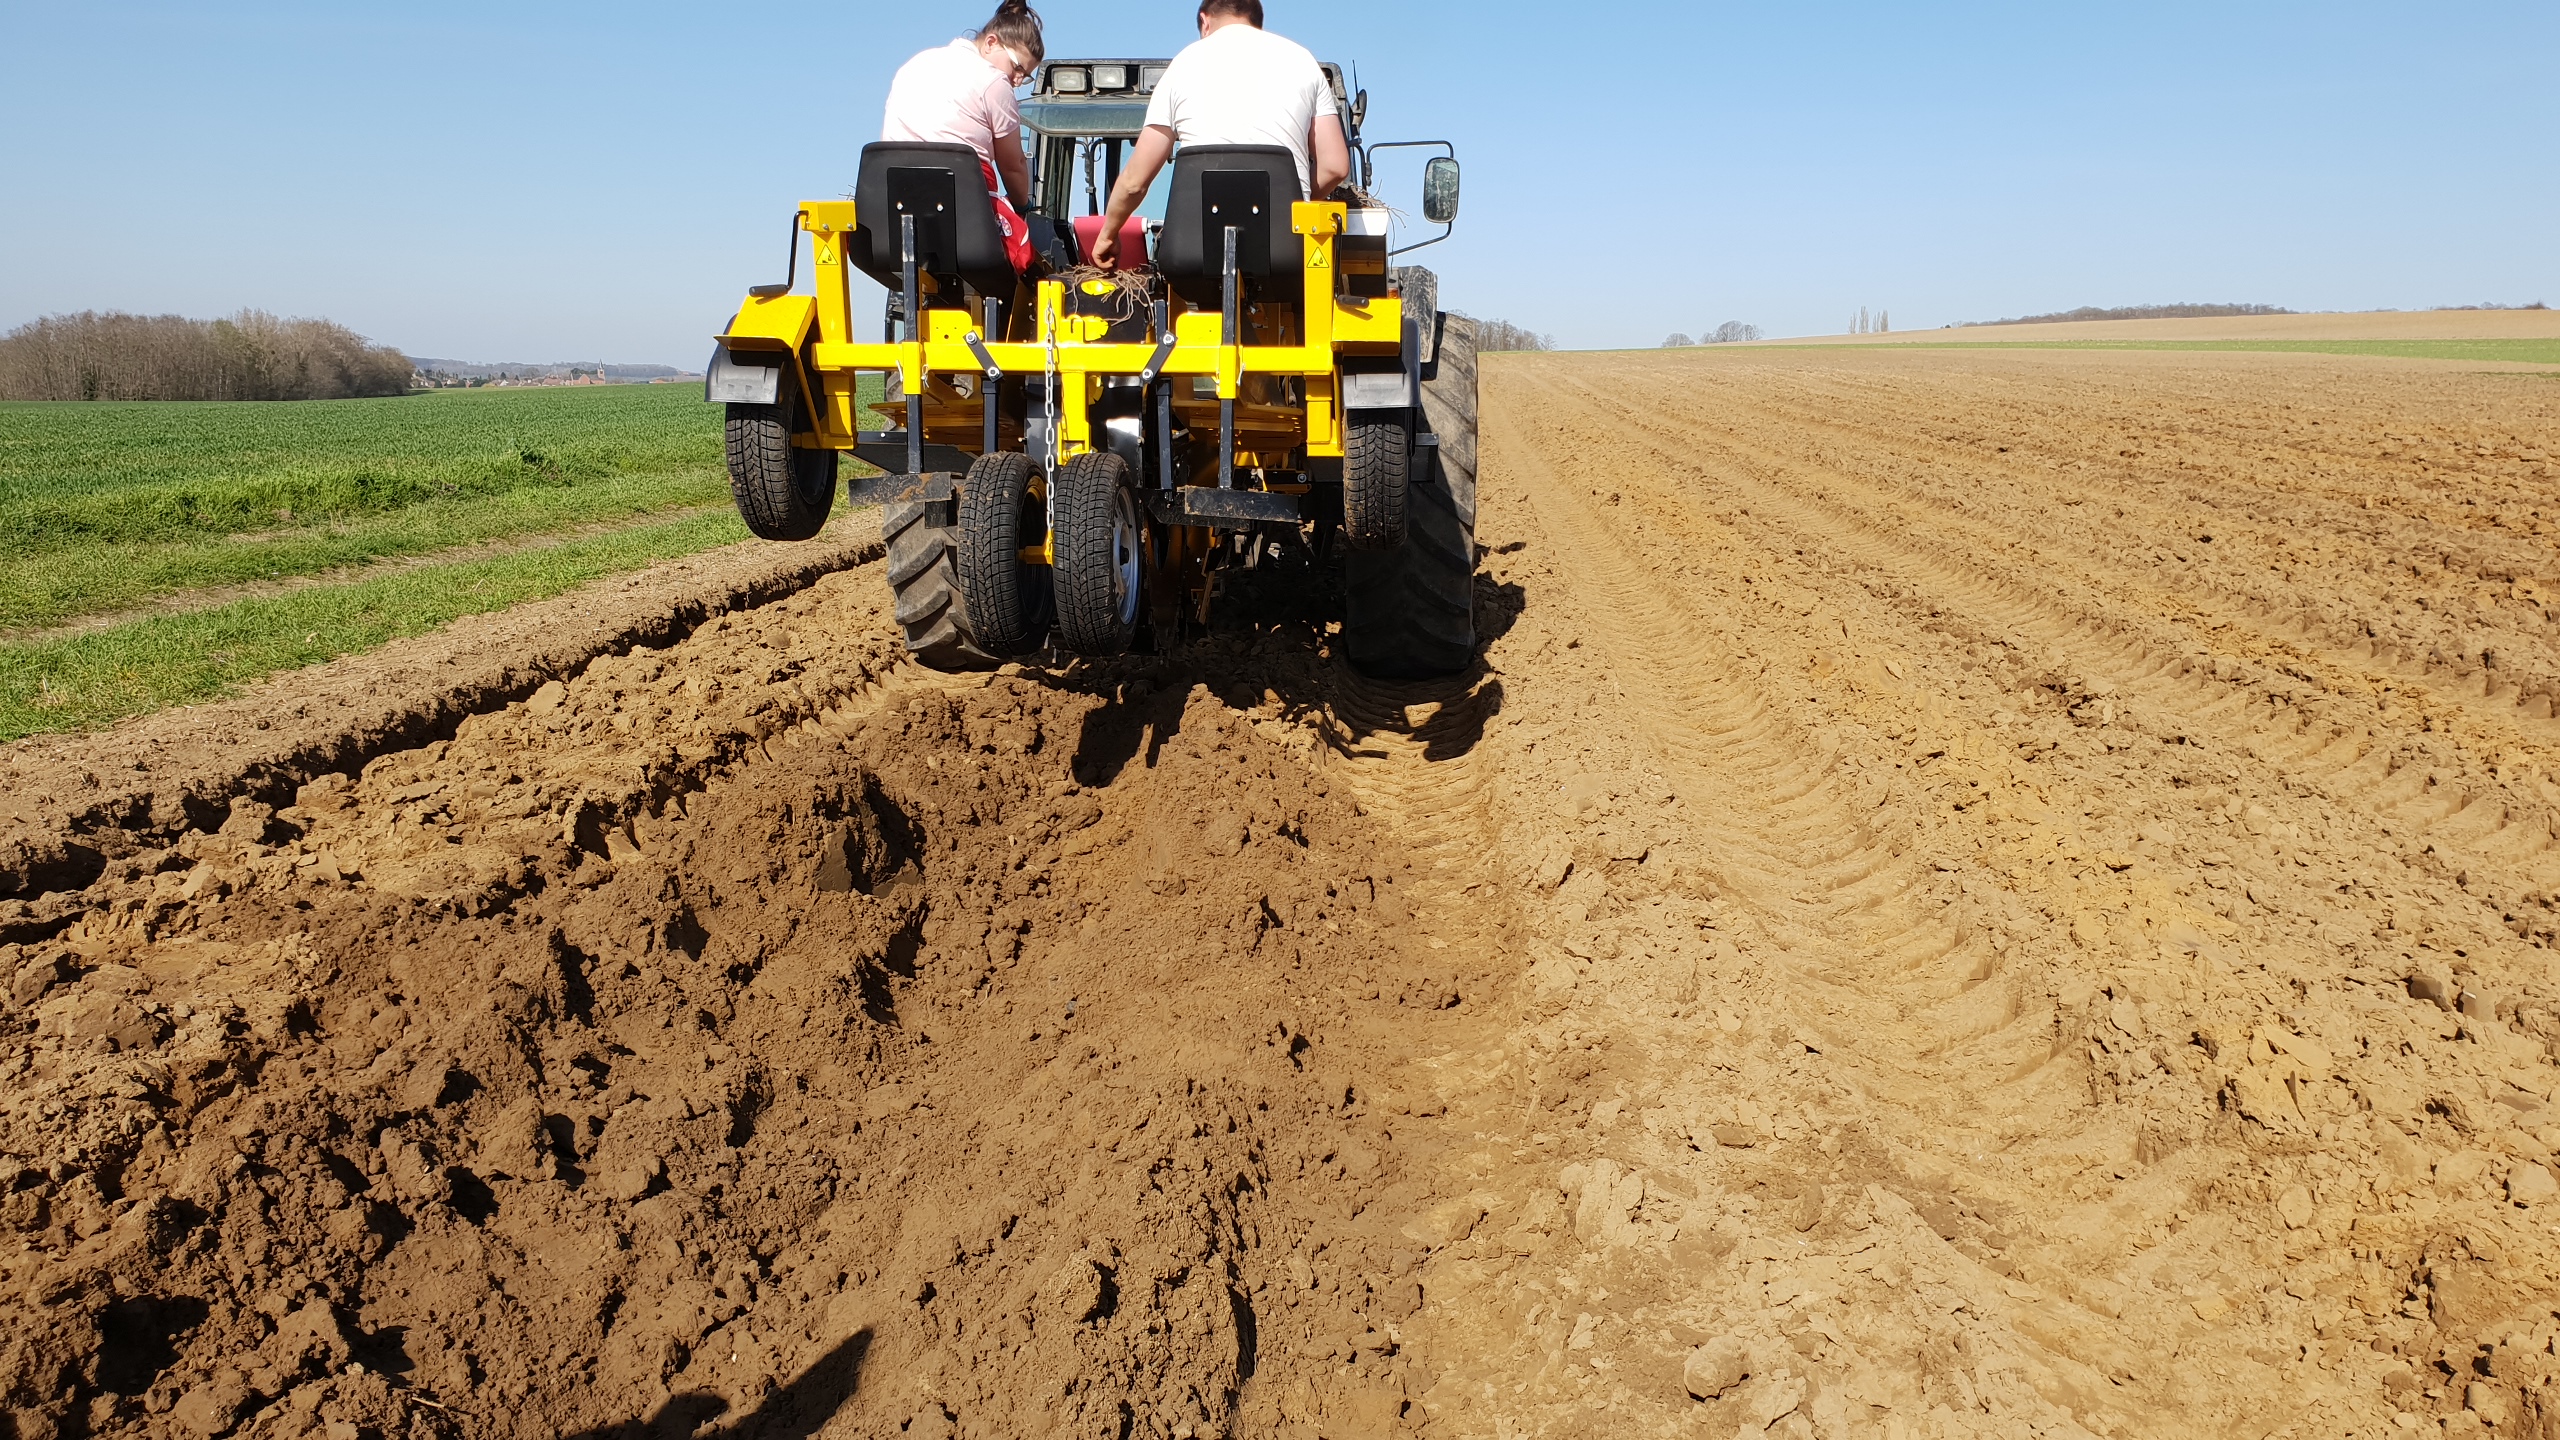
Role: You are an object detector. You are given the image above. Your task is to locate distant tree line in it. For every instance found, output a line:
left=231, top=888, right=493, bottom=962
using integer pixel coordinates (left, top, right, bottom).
left=0, top=310, right=415, bottom=401
left=1662, top=322, right=1762, bottom=347
left=1966, top=303, right=2292, bottom=328
left=1474, top=319, right=1556, bottom=352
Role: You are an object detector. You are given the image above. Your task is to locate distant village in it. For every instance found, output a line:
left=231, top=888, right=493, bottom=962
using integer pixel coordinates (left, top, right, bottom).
left=410, top=359, right=704, bottom=390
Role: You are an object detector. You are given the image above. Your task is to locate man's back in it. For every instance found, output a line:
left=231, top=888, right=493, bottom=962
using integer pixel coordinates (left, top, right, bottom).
left=1142, top=23, right=1334, bottom=198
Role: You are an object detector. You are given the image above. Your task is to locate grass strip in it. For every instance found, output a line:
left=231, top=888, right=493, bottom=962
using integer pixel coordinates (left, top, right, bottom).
left=0, top=471, right=728, bottom=634
left=0, top=510, right=756, bottom=742
left=0, top=380, right=892, bottom=632
left=0, top=387, right=722, bottom=542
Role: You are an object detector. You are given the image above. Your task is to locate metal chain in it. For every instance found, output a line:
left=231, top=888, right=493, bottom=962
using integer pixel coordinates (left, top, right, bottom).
left=1042, top=288, right=1062, bottom=534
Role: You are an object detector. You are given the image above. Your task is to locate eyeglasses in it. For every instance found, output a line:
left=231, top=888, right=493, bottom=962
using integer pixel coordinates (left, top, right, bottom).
left=1003, top=47, right=1037, bottom=85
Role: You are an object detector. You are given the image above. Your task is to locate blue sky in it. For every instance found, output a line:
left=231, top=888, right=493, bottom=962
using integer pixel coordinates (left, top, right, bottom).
left=2, top=1, right=2552, bottom=362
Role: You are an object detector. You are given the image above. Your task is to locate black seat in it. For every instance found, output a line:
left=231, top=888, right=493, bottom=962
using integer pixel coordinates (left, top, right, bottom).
left=851, top=142, right=1015, bottom=304
left=1156, top=145, right=1305, bottom=311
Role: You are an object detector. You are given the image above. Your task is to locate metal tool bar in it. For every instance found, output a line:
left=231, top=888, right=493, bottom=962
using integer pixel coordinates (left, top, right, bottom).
left=845, top=471, right=960, bottom=508
left=854, top=434, right=977, bottom=474
left=1151, top=487, right=1302, bottom=525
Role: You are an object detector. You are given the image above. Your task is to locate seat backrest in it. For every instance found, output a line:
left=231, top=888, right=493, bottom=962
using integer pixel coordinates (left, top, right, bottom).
left=1156, top=146, right=1304, bottom=310
left=851, top=142, right=1014, bottom=303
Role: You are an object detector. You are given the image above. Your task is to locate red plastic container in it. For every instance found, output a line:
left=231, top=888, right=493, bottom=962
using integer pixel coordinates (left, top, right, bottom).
left=1072, top=214, right=1151, bottom=269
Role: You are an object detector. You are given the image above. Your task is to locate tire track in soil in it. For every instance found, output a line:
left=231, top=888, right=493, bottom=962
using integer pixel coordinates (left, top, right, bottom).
left=1555, top=369, right=2560, bottom=902
left=1500, top=401, right=2031, bottom=1087
left=1401, top=355, right=2560, bottom=1440
left=1390, top=391, right=2135, bottom=1440
left=1581, top=354, right=2560, bottom=766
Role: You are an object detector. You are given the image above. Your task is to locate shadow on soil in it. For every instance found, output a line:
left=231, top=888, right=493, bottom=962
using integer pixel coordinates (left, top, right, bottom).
left=562, top=1330, right=873, bottom=1440
left=1058, top=542, right=1525, bottom=787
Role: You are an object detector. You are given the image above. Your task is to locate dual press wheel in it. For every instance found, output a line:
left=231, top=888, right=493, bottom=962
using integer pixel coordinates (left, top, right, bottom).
left=955, top=451, right=1143, bottom=658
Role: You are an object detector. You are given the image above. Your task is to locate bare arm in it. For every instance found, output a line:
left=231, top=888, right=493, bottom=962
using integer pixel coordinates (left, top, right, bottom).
left=994, top=133, right=1035, bottom=213
left=1092, top=124, right=1177, bottom=269
left=1310, top=112, right=1351, bottom=198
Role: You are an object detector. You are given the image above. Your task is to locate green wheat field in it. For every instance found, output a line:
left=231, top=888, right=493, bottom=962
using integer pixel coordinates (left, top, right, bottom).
left=0, top=383, right=871, bottom=742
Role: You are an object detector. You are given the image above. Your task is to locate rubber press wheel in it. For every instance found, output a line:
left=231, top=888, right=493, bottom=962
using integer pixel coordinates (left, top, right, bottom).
left=954, top=452, right=1054, bottom=656
left=725, top=394, right=837, bottom=542
left=1052, top=451, right=1145, bottom=656
left=1342, top=416, right=1411, bottom=551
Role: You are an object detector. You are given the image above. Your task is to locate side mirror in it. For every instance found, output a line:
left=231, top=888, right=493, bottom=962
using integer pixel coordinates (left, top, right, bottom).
left=1352, top=89, right=1369, bottom=130
left=1422, top=158, right=1462, bottom=225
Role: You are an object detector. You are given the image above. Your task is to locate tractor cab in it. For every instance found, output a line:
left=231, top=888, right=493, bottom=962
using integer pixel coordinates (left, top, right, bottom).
left=1013, top=57, right=1364, bottom=267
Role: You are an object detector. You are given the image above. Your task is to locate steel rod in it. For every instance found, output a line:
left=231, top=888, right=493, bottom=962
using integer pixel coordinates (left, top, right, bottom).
left=901, top=214, right=923, bottom=480
left=981, top=297, right=1001, bottom=457
left=1219, top=225, right=1238, bottom=490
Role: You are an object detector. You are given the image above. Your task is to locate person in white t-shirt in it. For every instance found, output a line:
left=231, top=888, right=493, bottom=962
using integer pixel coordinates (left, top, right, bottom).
left=881, top=2, right=1047, bottom=274
left=1089, top=0, right=1351, bottom=271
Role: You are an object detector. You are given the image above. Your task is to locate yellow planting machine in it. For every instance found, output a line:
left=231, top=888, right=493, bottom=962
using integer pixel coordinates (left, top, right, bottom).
left=705, top=57, right=1474, bottom=677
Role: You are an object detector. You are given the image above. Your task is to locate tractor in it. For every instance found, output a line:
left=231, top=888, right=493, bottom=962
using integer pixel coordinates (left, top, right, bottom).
left=705, top=56, right=1474, bottom=678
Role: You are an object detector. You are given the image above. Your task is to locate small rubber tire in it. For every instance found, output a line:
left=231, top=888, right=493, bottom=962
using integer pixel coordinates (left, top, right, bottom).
left=726, top=397, right=837, bottom=542
left=1346, top=314, right=1477, bottom=678
left=1052, top=451, right=1145, bottom=656
left=1343, top=415, right=1410, bottom=551
left=884, top=495, right=992, bottom=671
left=955, top=452, right=1054, bottom=656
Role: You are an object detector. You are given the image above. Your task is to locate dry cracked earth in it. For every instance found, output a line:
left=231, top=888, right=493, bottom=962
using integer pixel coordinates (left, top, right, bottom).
left=5, top=347, right=2560, bottom=1440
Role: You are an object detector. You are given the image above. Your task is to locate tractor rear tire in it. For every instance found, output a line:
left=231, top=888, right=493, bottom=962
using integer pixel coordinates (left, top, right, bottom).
left=885, top=495, right=992, bottom=671
left=1346, top=314, right=1478, bottom=679
left=1052, top=451, right=1145, bottom=656
left=725, top=398, right=838, bottom=542
left=1343, top=416, right=1410, bottom=551
left=955, top=452, right=1054, bottom=656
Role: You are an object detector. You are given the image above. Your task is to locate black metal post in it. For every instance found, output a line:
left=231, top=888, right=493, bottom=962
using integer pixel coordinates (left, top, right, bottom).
left=901, top=214, right=923, bottom=481
left=1218, top=224, right=1238, bottom=490
left=1153, top=301, right=1175, bottom=493
left=981, top=297, right=1001, bottom=457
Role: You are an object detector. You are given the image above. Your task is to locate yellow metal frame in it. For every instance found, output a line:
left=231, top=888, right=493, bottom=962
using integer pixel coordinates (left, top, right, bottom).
left=715, top=200, right=1406, bottom=467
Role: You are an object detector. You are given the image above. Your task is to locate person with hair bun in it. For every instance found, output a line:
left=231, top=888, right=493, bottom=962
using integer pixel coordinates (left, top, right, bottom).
left=882, top=2, right=1048, bottom=274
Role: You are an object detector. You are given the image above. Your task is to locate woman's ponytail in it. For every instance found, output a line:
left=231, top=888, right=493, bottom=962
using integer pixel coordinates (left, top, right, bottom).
left=977, top=1, right=1045, bottom=68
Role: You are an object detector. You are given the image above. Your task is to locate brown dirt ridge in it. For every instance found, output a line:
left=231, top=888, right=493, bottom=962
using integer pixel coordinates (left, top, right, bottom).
left=0, top=521, right=879, bottom=911
left=7, top=344, right=2560, bottom=1440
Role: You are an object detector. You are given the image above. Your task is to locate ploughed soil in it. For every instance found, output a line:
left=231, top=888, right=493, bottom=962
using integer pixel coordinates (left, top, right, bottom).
left=1807, top=307, right=2560, bottom=345
left=7, top=346, right=2560, bottom=1440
